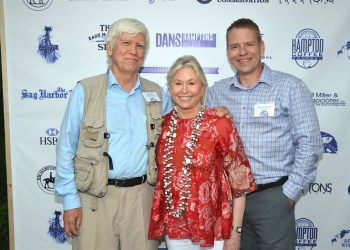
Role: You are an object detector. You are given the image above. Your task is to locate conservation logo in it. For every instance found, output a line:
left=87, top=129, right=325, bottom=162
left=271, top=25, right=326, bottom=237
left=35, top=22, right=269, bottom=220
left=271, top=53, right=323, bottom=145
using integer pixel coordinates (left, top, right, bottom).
left=38, top=26, right=60, bottom=63
left=37, top=165, right=56, bottom=194
left=295, top=218, right=318, bottom=249
left=321, top=131, right=338, bottom=154
left=23, top=0, right=53, bottom=11
left=48, top=210, right=68, bottom=244
left=292, top=28, right=324, bottom=69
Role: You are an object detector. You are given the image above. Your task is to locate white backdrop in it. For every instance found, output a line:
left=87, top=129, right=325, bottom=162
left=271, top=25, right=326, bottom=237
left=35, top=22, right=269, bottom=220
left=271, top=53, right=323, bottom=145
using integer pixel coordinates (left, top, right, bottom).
left=1, top=0, right=350, bottom=249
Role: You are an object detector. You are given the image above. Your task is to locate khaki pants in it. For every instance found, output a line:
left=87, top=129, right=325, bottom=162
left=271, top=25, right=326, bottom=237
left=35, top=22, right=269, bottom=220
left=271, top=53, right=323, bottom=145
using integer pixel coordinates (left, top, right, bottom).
left=72, top=182, right=158, bottom=250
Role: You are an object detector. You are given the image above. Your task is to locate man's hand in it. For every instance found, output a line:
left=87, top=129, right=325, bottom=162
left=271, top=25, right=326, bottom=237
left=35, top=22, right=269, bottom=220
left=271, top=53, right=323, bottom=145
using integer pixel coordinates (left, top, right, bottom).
left=63, top=208, right=82, bottom=237
left=214, top=106, right=232, bottom=119
left=224, top=231, right=241, bottom=250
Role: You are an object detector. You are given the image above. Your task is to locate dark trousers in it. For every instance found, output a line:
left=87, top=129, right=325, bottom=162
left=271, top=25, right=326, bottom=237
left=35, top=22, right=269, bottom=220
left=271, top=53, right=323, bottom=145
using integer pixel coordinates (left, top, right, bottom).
left=241, top=186, right=296, bottom=250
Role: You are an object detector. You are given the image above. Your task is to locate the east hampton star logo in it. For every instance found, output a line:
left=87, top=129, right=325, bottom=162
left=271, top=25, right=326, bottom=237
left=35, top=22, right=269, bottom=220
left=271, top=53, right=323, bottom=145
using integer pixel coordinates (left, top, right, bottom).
left=38, top=26, right=60, bottom=63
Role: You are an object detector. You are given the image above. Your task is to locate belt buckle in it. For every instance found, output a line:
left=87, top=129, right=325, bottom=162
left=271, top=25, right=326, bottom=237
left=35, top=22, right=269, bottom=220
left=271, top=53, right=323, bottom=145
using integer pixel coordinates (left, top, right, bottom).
left=115, top=178, right=126, bottom=187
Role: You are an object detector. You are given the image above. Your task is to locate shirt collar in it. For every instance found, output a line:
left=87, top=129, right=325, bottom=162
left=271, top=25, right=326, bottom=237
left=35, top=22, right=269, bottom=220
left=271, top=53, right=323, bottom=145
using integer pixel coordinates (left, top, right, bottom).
left=231, top=63, right=271, bottom=90
left=107, top=68, right=142, bottom=91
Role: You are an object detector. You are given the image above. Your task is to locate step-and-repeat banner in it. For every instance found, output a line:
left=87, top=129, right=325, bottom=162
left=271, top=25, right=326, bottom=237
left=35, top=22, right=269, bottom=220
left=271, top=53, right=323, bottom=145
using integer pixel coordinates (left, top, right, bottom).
left=1, top=0, right=349, bottom=249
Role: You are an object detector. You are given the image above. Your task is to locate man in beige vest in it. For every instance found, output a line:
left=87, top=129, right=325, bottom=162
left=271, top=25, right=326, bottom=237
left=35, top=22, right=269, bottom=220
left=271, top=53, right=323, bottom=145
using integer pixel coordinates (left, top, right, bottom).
left=55, top=18, right=172, bottom=250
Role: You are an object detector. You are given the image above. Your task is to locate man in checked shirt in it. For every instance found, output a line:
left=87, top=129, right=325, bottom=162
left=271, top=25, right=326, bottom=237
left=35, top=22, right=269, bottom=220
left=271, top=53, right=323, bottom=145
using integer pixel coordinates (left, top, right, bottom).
left=206, top=18, right=323, bottom=250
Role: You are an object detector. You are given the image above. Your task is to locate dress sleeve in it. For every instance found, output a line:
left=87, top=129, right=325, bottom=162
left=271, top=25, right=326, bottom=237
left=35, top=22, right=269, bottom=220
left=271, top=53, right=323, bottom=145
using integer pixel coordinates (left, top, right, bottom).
left=217, top=117, right=256, bottom=198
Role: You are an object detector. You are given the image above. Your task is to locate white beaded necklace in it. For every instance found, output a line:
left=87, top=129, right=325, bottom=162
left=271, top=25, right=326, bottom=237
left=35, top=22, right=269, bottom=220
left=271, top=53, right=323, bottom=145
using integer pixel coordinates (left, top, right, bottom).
left=163, top=105, right=205, bottom=218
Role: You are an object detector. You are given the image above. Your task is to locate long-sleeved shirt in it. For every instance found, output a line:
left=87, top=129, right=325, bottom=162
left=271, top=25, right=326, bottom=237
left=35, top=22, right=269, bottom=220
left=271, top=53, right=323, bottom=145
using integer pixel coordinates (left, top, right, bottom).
left=55, top=69, right=172, bottom=210
left=206, top=64, right=323, bottom=201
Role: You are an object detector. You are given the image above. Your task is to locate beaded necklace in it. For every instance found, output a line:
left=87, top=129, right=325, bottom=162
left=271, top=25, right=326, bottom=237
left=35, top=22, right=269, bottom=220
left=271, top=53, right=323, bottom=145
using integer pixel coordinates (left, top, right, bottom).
left=163, top=105, right=205, bottom=218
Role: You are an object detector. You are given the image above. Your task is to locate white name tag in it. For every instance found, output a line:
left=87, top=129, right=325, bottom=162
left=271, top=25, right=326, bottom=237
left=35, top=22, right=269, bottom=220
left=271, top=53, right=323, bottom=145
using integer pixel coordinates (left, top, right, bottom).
left=254, top=102, right=275, bottom=117
left=142, top=92, right=161, bottom=102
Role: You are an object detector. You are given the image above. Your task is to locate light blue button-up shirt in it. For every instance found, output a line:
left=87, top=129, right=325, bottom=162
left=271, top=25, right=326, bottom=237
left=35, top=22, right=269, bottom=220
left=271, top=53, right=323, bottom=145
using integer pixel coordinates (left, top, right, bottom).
left=55, top=69, right=172, bottom=210
left=206, top=64, right=323, bottom=201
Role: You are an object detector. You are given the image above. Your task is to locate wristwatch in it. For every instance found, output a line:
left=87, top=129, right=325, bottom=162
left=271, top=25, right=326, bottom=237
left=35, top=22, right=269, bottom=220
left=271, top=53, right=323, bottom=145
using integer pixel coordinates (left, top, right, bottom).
left=232, top=226, right=242, bottom=233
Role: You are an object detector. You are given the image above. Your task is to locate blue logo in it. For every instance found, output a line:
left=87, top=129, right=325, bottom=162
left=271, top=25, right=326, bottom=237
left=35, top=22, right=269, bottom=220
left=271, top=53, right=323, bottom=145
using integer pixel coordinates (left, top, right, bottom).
left=197, top=0, right=212, bottom=4
left=312, top=92, right=346, bottom=107
left=337, top=40, right=350, bottom=60
left=292, top=28, right=324, bottom=69
left=23, top=0, right=53, bottom=11
left=156, top=33, right=216, bottom=48
left=331, top=229, right=350, bottom=246
left=37, top=165, right=55, bottom=194
left=295, top=218, right=318, bottom=249
left=348, top=185, right=350, bottom=195
left=46, top=128, right=59, bottom=136
left=321, top=131, right=338, bottom=154
left=48, top=211, right=68, bottom=244
left=21, top=87, right=71, bottom=100
left=140, top=66, right=219, bottom=74
left=280, top=0, right=334, bottom=4
left=38, top=26, right=60, bottom=63
left=41, top=128, right=59, bottom=146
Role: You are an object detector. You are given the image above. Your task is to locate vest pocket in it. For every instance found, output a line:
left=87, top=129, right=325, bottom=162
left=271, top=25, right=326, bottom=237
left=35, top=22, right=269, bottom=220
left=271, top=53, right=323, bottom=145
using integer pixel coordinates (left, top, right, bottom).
left=74, top=157, right=97, bottom=192
left=81, top=119, right=104, bottom=148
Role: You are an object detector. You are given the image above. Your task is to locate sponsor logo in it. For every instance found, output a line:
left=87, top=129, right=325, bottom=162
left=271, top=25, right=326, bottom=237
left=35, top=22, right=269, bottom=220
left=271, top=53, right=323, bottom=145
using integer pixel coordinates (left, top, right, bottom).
left=21, top=87, right=71, bottom=100
left=37, top=165, right=56, bottom=194
left=88, top=24, right=109, bottom=51
left=140, top=67, right=219, bottom=74
left=292, top=28, right=324, bottom=69
left=38, top=26, right=60, bottom=63
left=197, top=0, right=213, bottom=3
left=40, top=128, right=59, bottom=146
left=312, top=92, right=346, bottom=107
left=48, top=211, right=68, bottom=244
left=156, top=33, right=216, bottom=48
left=280, top=0, right=334, bottom=4
left=337, top=40, right=350, bottom=60
left=321, top=131, right=338, bottom=154
left=331, top=229, right=350, bottom=247
left=295, top=218, right=318, bottom=249
left=302, top=182, right=332, bottom=194
left=23, top=0, right=53, bottom=11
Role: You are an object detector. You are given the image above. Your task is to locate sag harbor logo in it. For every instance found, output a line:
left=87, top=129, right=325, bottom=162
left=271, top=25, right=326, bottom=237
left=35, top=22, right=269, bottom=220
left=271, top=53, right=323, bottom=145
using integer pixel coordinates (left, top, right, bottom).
left=321, top=131, right=338, bottom=154
left=295, top=218, right=318, bottom=249
left=23, top=0, right=53, bottom=11
left=37, top=165, right=56, bottom=194
left=21, top=87, right=71, bottom=100
left=292, top=28, right=324, bottom=69
left=38, top=26, right=60, bottom=63
left=48, top=211, right=68, bottom=244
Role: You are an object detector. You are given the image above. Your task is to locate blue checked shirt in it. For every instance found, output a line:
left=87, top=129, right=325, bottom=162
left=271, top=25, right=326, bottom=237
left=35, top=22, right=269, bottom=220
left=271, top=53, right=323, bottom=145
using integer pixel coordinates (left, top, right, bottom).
left=206, top=64, right=323, bottom=201
left=55, top=69, right=172, bottom=210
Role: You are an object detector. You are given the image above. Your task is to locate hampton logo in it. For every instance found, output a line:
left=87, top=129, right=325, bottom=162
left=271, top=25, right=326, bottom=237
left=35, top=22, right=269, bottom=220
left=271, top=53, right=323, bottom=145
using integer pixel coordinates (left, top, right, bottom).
left=295, top=218, right=318, bottom=249
left=280, top=0, right=334, bottom=4
left=48, top=211, right=68, bottom=244
left=337, top=40, right=350, bottom=60
left=302, top=182, right=332, bottom=195
left=21, top=87, right=71, bottom=100
left=23, top=0, right=53, bottom=11
left=312, top=91, right=346, bottom=107
left=331, top=229, right=350, bottom=247
left=37, top=165, right=55, bottom=194
left=321, top=131, right=338, bottom=154
left=292, top=28, right=324, bottom=69
left=40, top=128, right=59, bottom=146
left=156, top=33, right=216, bottom=48
left=38, top=26, right=60, bottom=63
left=88, top=24, right=110, bottom=51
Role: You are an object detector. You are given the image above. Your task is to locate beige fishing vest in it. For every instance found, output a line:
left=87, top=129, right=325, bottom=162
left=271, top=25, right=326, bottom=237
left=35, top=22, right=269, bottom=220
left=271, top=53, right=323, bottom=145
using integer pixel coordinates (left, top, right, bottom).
left=74, top=73, right=163, bottom=201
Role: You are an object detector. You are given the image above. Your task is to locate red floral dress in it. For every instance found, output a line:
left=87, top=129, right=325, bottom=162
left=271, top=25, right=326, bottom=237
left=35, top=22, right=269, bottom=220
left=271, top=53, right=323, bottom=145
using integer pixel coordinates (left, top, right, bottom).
left=148, top=108, right=256, bottom=247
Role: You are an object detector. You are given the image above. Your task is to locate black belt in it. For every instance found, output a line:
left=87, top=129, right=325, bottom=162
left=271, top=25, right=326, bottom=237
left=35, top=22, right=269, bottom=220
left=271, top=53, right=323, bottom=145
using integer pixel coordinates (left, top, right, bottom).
left=108, top=174, right=147, bottom=187
left=247, top=176, right=288, bottom=196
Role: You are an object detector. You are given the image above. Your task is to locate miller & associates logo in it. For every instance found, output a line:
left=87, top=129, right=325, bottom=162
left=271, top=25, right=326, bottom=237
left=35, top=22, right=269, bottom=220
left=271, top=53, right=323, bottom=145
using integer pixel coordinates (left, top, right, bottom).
left=48, top=210, right=68, bottom=244
left=295, top=218, right=318, bottom=249
left=292, top=28, right=324, bottom=69
left=312, top=91, right=346, bottom=107
left=321, top=131, right=338, bottom=154
left=331, top=229, right=350, bottom=247
left=37, top=165, right=56, bottom=194
left=23, top=0, right=54, bottom=11
left=38, top=26, right=60, bottom=63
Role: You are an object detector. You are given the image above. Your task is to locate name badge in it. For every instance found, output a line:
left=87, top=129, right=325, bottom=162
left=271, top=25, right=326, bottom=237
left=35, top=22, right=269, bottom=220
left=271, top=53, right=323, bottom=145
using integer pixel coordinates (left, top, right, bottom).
left=254, top=102, right=275, bottom=117
left=142, top=92, right=161, bottom=102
